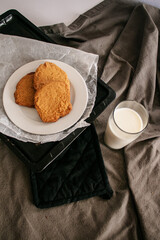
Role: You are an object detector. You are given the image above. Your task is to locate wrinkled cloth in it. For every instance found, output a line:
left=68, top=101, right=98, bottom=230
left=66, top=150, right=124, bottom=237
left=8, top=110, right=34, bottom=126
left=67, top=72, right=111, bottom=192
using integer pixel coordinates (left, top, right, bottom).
left=0, top=0, right=160, bottom=239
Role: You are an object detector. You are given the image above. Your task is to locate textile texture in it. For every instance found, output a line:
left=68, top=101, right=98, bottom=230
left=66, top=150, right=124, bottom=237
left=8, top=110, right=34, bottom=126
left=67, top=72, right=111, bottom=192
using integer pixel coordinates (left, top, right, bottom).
left=0, top=0, right=160, bottom=239
left=30, top=124, right=113, bottom=208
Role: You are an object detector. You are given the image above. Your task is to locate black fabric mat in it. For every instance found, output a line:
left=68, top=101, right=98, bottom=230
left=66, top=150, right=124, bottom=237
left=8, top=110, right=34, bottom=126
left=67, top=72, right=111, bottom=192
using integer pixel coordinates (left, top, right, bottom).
left=30, top=124, right=113, bottom=208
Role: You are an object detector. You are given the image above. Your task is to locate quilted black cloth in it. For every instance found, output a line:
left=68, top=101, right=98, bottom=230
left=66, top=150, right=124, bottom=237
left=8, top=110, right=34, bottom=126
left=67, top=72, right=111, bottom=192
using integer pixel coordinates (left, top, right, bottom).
left=30, top=124, right=113, bottom=208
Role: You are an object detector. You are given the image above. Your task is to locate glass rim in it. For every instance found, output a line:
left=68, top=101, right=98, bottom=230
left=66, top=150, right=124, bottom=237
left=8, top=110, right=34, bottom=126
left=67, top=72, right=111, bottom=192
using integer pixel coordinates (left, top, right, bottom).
left=113, top=100, right=149, bottom=135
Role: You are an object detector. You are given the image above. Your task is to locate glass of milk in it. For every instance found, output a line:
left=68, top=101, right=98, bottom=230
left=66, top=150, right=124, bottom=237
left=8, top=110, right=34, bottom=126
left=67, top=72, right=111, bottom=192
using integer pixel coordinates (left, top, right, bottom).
left=104, top=100, right=149, bottom=149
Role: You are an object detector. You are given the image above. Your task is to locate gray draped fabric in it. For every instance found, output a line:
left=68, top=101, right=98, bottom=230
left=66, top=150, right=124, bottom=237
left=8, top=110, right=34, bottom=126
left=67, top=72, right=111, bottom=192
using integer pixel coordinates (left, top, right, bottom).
left=0, top=1, right=160, bottom=239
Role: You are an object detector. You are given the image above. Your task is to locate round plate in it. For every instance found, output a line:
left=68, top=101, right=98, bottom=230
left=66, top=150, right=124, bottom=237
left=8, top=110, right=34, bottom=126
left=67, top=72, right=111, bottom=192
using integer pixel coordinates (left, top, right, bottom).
left=3, top=59, right=88, bottom=135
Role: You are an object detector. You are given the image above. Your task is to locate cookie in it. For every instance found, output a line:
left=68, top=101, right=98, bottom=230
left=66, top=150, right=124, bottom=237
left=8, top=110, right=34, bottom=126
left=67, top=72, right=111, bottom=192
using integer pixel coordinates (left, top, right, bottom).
left=34, top=81, right=72, bottom=122
left=34, top=61, right=70, bottom=90
left=14, top=72, right=35, bottom=107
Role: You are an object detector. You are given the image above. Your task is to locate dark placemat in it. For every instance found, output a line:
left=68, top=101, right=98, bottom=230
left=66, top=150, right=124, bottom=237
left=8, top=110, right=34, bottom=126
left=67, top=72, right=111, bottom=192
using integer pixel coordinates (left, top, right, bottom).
left=0, top=9, right=114, bottom=208
left=30, top=124, right=113, bottom=208
left=0, top=9, right=116, bottom=172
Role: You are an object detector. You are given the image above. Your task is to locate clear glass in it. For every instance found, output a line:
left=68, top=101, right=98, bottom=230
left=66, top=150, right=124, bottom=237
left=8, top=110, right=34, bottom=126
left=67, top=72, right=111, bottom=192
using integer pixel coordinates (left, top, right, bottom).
left=104, top=100, right=149, bottom=149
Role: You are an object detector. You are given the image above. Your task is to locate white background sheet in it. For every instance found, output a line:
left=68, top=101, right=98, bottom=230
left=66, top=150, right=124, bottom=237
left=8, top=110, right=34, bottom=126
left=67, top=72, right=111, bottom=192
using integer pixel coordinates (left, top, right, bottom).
left=0, top=0, right=159, bottom=27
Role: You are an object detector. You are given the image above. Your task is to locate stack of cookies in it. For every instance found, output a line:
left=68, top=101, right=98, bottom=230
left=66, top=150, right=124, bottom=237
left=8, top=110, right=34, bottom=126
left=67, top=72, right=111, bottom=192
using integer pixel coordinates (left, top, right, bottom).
left=14, top=62, right=72, bottom=123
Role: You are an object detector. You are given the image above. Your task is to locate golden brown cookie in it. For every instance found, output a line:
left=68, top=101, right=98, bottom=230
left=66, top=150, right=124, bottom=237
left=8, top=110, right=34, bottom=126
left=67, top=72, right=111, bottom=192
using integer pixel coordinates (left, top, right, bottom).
left=34, top=62, right=70, bottom=90
left=14, top=72, right=35, bottom=107
left=34, top=81, right=72, bottom=122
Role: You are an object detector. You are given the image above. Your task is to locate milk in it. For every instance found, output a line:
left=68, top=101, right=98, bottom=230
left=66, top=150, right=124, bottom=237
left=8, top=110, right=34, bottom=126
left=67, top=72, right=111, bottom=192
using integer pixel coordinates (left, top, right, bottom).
left=104, top=108, right=143, bottom=149
left=114, top=108, right=143, bottom=133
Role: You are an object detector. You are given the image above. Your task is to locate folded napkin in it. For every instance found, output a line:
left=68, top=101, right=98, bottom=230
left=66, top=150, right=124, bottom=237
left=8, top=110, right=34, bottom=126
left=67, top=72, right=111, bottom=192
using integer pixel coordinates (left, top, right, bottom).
left=30, top=124, right=113, bottom=208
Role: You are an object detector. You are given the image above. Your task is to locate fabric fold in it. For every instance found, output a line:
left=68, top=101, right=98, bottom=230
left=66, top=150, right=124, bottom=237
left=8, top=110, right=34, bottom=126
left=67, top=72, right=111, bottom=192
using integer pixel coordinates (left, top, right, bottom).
left=1, top=1, right=160, bottom=240
left=40, top=1, right=160, bottom=239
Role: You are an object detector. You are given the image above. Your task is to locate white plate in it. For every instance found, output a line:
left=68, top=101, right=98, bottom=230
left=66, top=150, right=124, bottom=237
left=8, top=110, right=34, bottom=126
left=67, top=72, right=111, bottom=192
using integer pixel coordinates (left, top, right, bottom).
left=3, top=59, right=88, bottom=135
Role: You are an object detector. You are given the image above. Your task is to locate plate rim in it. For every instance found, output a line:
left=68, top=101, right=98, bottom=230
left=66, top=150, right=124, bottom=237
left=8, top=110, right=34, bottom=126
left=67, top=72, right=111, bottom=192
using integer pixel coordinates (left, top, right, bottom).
left=3, top=59, right=88, bottom=135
